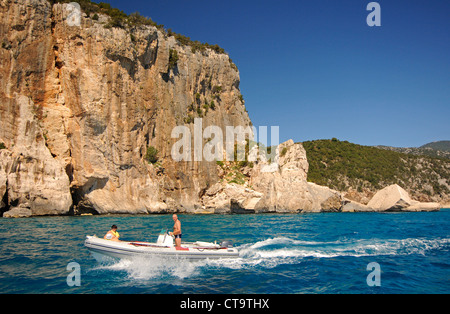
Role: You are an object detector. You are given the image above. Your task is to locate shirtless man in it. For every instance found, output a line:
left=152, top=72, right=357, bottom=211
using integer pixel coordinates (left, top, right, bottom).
left=169, top=214, right=182, bottom=247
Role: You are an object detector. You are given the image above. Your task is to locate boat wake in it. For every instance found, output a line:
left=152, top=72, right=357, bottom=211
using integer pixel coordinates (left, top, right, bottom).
left=90, top=237, right=449, bottom=280
left=194, top=236, right=449, bottom=270
left=237, top=236, right=449, bottom=259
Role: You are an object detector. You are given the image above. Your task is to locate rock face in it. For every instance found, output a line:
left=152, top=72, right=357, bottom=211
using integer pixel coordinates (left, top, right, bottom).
left=0, top=0, right=250, bottom=216
left=250, top=140, right=311, bottom=212
left=249, top=140, right=342, bottom=213
left=200, top=140, right=344, bottom=214
left=201, top=183, right=263, bottom=214
left=0, top=94, right=72, bottom=217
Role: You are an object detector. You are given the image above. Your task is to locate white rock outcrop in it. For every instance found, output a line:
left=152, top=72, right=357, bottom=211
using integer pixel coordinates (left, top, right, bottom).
left=367, top=184, right=440, bottom=212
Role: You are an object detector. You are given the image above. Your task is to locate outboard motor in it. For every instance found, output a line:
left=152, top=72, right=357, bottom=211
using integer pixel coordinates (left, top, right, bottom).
left=157, top=229, right=174, bottom=247
left=220, top=240, right=234, bottom=248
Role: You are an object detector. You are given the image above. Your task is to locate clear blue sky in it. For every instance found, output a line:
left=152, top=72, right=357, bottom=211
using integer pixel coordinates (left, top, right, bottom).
left=102, top=0, right=449, bottom=147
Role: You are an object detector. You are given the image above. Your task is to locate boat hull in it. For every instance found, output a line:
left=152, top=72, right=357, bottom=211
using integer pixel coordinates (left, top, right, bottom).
left=84, top=236, right=239, bottom=261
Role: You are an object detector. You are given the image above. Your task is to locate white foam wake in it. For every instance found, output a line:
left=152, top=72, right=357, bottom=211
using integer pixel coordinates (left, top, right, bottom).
left=209, top=236, right=450, bottom=269
left=93, top=255, right=203, bottom=280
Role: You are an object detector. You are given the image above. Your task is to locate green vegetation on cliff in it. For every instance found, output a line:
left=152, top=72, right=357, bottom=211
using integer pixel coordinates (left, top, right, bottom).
left=145, top=146, right=159, bottom=164
left=47, top=0, right=226, bottom=54
left=302, top=139, right=450, bottom=199
left=168, top=49, right=179, bottom=70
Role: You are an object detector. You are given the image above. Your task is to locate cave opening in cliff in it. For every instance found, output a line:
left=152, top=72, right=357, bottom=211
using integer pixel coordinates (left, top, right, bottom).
left=0, top=181, right=10, bottom=217
left=69, top=188, right=99, bottom=216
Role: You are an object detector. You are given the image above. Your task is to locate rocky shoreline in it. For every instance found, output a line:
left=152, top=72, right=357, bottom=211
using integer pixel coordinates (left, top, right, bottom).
left=1, top=139, right=441, bottom=218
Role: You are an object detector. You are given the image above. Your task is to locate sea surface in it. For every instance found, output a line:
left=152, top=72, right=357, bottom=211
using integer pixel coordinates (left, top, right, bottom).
left=0, top=210, right=449, bottom=294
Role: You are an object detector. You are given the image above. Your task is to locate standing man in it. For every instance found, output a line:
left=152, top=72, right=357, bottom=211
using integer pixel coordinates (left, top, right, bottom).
left=169, top=214, right=182, bottom=247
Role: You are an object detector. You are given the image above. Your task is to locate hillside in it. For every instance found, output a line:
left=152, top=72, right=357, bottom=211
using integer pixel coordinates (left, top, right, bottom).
left=377, top=141, right=450, bottom=160
left=303, top=139, right=450, bottom=204
left=421, top=141, right=450, bottom=152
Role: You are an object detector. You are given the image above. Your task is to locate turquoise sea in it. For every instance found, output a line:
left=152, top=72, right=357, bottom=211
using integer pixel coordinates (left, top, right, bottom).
left=0, top=210, right=449, bottom=294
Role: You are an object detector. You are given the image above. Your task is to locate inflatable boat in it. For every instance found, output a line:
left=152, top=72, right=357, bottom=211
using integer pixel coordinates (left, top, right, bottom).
left=84, top=230, right=239, bottom=261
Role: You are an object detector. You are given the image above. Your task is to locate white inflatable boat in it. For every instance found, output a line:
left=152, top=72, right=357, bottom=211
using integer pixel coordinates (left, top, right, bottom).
left=85, top=230, right=239, bottom=261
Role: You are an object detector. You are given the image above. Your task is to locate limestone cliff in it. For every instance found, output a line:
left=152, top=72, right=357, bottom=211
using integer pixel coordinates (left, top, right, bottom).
left=200, top=140, right=344, bottom=214
left=0, top=0, right=250, bottom=216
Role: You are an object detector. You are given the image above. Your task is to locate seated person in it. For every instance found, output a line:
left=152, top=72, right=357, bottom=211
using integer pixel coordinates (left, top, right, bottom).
left=104, top=225, right=120, bottom=241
